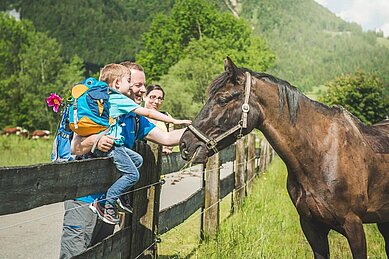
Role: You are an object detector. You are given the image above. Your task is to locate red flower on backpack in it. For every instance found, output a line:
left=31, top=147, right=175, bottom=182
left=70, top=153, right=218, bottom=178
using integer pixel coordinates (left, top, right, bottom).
left=46, top=93, right=62, bottom=113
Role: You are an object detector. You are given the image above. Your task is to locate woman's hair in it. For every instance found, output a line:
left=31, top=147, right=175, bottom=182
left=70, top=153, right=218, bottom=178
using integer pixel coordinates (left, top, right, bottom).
left=146, top=84, right=165, bottom=97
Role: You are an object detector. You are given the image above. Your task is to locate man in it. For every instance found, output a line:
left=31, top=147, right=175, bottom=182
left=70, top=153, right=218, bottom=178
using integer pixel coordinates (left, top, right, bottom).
left=59, top=62, right=189, bottom=258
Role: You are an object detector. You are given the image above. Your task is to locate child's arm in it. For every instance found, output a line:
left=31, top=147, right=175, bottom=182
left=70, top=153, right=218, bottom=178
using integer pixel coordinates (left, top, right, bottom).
left=133, top=107, right=191, bottom=125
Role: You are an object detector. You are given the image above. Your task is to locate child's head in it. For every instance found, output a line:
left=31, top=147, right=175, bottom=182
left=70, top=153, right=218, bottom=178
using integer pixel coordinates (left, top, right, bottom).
left=120, top=61, right=146, bottom=104
left=99, top=64, right=132, bottom=97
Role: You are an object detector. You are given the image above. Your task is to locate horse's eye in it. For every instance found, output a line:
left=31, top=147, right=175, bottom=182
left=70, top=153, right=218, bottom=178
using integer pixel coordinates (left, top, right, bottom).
left=217, top=97, right=229, bottom=106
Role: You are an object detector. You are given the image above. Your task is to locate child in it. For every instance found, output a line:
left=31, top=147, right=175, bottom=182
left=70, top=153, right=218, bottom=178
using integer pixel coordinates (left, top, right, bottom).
left=89, top=63, right=191, bottom=224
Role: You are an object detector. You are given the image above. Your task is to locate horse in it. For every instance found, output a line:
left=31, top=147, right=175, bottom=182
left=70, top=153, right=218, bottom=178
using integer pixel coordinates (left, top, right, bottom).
left=179, top=57, right=389, bottom=258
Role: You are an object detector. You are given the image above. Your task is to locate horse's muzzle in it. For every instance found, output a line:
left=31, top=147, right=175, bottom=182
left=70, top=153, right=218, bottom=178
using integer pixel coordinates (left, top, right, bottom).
left=180, top=142, right=190, bottom=161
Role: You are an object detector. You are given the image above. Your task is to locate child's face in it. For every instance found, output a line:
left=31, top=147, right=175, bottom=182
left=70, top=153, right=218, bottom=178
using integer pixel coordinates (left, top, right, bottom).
left=116, top=75, right=132, bottom=97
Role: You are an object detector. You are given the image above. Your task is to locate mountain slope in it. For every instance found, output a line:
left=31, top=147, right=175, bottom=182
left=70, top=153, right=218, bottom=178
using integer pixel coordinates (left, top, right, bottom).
left=3, top=0, right=388, bottom=92
left=239, top=0, right=389, bottom=91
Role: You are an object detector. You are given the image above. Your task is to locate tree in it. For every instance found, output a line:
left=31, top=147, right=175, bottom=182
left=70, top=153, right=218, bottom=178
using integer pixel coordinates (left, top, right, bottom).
left=0, top=13, right=32, bottom=130
left=158, top=36, right=275, bottom=119
left=0, top=13, right=84, bottom=131
left=136, top=0, right=256, bottom=81
left=320, top=71, right=389, bottom=124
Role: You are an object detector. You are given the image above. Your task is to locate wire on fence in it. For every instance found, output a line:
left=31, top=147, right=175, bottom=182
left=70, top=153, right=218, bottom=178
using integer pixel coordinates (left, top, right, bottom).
left=159, top=161, right=258, bottom=240
left=134, top=237, right=161, bottom=259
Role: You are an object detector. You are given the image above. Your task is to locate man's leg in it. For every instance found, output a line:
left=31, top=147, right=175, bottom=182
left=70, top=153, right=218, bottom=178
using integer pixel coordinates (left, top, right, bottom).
left=90, top=220, right=115, bottom=246
left=59, top=200, right=97, bottom=259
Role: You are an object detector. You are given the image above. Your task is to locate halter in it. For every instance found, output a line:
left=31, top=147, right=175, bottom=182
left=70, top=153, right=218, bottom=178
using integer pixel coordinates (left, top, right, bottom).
left=187, top=72, right=252, bottom=154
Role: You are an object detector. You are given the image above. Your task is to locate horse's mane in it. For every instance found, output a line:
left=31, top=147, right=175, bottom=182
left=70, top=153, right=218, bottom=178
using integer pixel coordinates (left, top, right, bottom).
left=245, top=69, right=301, bottom=124
left=208, top=67, right=343, bottom=124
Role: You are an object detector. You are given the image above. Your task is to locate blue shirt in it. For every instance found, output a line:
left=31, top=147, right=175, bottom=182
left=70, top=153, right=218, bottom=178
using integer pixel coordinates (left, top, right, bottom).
left=108, top=90, right=140, bottom=146
left=75, top=113, right=155, bottom=203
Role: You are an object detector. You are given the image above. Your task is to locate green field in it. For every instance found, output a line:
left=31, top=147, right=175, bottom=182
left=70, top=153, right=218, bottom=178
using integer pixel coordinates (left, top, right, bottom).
left=0, top=135, right=53, bottom=167
left=159, top=158, right=385, bottom=258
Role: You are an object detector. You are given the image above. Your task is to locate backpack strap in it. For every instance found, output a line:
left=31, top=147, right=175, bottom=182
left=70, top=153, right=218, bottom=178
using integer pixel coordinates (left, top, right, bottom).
left=134, top=115, right=140, bottom=137
left=91, top=128, right=110, bottom=153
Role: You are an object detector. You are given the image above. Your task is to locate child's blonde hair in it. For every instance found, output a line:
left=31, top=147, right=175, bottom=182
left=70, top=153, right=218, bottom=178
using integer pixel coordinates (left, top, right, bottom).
left=99, top=63, right=131, bottom=86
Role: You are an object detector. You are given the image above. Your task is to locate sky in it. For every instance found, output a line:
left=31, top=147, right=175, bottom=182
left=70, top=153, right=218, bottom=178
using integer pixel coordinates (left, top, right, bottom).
left=314, top=0, right=389, bottom=37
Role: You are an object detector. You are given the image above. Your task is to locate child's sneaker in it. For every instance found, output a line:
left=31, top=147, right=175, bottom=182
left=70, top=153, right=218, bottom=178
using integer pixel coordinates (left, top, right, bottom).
left=89, top=199, right=120, bottom=225
left=116, top=195, right=133, bottom=213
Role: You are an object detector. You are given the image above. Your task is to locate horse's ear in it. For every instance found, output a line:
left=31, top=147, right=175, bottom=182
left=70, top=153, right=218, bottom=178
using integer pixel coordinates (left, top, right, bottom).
left=224, top=57, right=238, bottom=81
left=224, top=57, right=244, bottom=84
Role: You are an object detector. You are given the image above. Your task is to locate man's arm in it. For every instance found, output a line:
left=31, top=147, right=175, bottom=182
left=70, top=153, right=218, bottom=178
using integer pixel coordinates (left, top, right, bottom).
left=144, top=127, right=186, bottom=146
left=72, top=133, right=115, bottom=155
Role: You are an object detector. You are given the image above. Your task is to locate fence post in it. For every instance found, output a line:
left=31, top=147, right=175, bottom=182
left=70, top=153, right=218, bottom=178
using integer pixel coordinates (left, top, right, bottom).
left=128, top=141, right=160, bottom=259
left=246, top=133, right=256, bottom=193
left=234, top=137, right=246, bottom=209
left=259, top=138, right=268, bottom=172
left=203, top=152, right=220, bottom=238
left=200, top=163, right=205, bottom=241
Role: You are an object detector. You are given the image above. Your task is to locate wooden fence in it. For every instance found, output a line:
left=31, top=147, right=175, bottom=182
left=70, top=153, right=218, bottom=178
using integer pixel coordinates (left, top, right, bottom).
left=0, top=132, right=274, bottom=258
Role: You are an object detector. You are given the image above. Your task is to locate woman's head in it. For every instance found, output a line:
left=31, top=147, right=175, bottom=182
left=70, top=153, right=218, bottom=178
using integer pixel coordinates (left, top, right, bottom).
left=144, top=84, right=165, bottom=110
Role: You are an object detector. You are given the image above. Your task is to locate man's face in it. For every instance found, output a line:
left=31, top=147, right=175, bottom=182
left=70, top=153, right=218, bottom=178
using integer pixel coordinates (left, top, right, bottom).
left=129, top=69, right=146, bottom=104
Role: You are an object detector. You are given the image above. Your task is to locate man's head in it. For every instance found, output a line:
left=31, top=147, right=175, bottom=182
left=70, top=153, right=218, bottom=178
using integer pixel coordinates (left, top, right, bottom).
left=99, top=64, right=132, bottom=97
left=120, top=62, right=146, bottom=104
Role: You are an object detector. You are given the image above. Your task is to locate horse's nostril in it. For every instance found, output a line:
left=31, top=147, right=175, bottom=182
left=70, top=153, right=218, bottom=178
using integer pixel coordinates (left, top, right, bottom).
left=183, top=150, right=189, bottom=156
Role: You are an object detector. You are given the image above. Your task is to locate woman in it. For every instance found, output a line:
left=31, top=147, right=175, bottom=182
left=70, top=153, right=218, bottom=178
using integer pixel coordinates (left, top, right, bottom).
left=143, top=84, right=174, bottom=154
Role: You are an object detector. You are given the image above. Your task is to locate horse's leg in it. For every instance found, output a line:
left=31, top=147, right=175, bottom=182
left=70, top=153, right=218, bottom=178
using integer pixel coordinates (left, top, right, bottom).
left=342, top=217, right=366, bottom=259
left=377, top=222, right=389, bottom=256
left=300, top=217, right=330, bottom=259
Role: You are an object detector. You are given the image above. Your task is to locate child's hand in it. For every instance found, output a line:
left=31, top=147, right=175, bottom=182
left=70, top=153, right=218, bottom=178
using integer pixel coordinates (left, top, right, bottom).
left=172, top=119, right=192, bottom=125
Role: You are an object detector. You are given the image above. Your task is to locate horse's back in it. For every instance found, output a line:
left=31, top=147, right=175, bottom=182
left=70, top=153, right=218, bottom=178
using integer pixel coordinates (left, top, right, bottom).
left=359, top=120, right=389, bottom=154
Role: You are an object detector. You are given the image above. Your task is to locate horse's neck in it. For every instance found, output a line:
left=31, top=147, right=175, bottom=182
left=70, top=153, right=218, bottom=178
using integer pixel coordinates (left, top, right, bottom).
left=258, top=95, right=335, bottom=171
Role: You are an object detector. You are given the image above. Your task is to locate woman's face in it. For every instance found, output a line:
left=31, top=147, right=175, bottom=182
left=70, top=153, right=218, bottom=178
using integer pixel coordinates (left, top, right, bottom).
left=144, top=89, right=164, bottom=110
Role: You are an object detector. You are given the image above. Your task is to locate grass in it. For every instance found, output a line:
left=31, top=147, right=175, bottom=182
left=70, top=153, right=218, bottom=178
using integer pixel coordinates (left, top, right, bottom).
left=0, top=135, right=53, bottom=167
left=158, top=157, right=386, bottom=258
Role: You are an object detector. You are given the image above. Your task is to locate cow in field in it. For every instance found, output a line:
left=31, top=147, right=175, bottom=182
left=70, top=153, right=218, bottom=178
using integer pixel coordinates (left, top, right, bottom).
left=1, top=127, right=22, bottom=135
left=1, top=127, right=29, bottom=137
left=31, top=130, right=50, bottom=139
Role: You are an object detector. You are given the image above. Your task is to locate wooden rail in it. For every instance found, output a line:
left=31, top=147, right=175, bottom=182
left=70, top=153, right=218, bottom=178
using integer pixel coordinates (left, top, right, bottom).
left=0, top=132, right=274, bottom=258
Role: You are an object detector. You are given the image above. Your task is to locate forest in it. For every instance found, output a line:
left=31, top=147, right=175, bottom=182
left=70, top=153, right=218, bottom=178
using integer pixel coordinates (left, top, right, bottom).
left=0, top=0, right=388, bottom=131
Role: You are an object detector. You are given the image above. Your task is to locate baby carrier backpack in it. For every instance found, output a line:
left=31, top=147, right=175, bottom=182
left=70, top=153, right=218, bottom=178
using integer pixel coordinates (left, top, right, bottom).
left=68, top=77, right=113, bottom=136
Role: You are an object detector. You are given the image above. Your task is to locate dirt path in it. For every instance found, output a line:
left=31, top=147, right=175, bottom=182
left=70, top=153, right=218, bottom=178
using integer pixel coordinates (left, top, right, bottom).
left=0, top=162, right=233, bottom=259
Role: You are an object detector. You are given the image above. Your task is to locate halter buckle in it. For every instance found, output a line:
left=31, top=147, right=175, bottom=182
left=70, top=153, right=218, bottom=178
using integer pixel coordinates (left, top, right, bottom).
left=206, top=139, right=218, bottom=153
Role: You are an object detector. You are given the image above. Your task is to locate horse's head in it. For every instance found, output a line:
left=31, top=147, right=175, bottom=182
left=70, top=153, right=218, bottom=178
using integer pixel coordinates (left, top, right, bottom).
left=180, top=57, right=259, bottom=163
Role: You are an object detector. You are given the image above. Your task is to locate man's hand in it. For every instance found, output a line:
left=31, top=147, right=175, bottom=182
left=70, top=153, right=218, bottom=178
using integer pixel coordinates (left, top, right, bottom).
left=97, top=135, right=115, bottom=152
